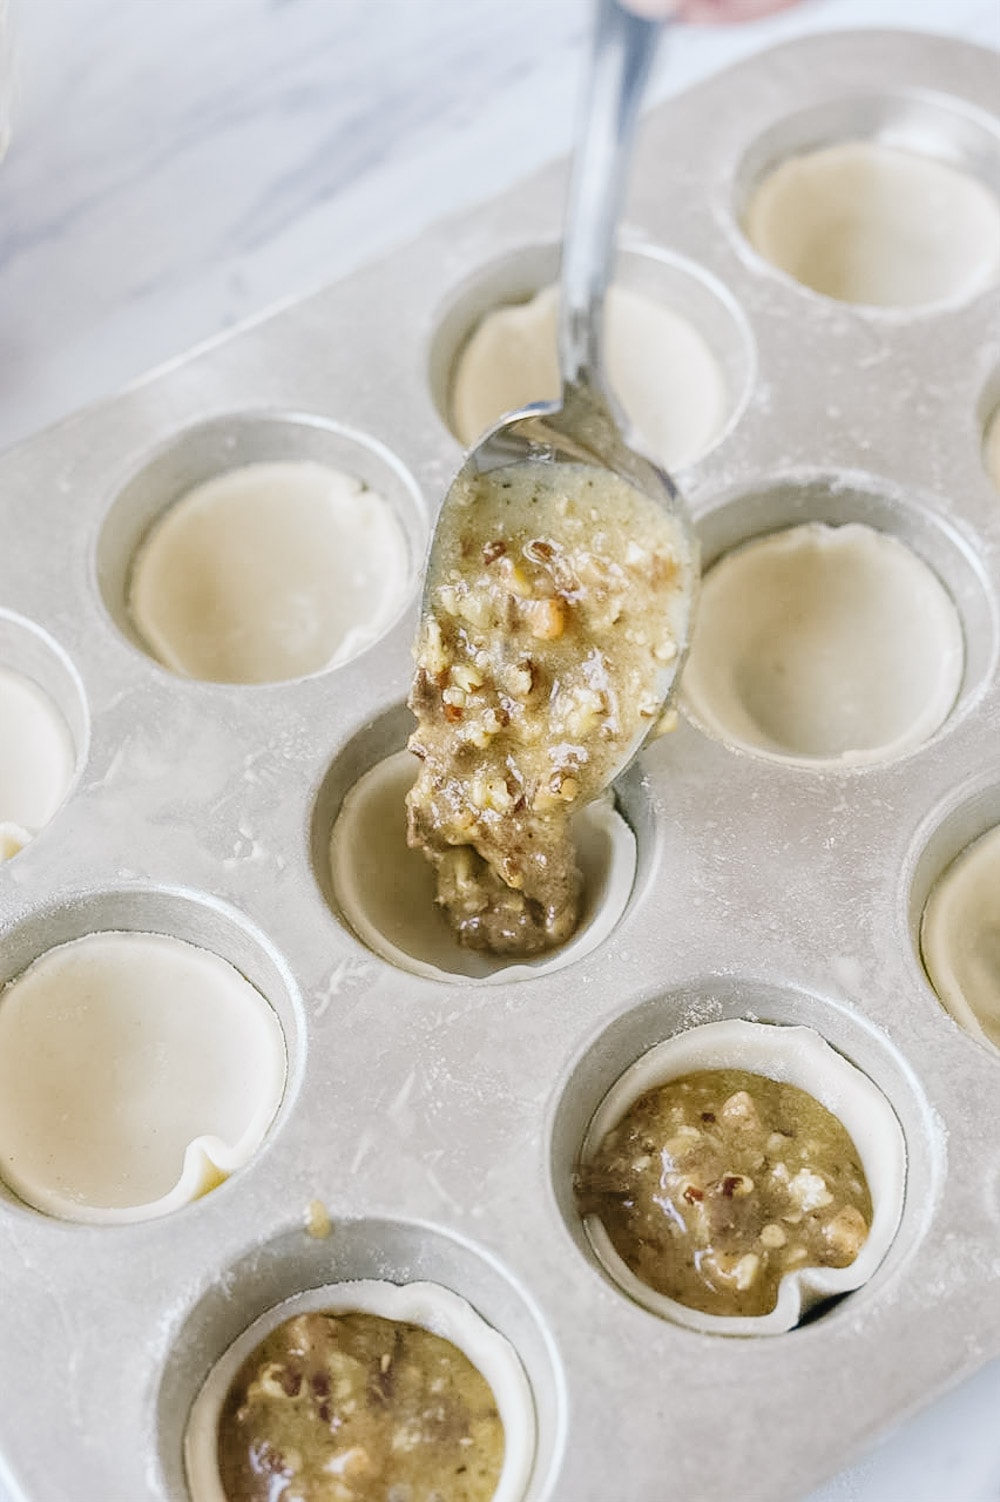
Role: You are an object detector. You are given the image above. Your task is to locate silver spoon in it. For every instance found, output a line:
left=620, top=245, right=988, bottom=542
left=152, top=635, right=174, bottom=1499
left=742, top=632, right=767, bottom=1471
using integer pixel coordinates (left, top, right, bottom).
left=422, top=0, right=698, bottom=786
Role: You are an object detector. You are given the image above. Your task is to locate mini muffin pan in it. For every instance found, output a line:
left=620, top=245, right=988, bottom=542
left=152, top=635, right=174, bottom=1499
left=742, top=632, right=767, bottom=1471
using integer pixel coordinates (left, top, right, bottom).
left=0, top=28, right=999, bottom=1502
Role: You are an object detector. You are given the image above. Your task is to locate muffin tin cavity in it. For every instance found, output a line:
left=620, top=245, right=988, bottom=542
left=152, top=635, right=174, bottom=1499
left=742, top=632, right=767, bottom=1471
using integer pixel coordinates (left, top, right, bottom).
left=682, top=476, right=990, bottom=765
left=158, top=1220, right=562, bottom=1502
left=739, top=94, right=1000, bottom=307
left=315, top=707, right=638, bottom=983
left=98, top=413, right=425, bottom=684
left=684, top=523, right=962, bottom=763
left=912, top=784, right=1000, bottom=1053
left=0, top=889, right=295, bottom=1222
left=428, top=243, right=754, bottom=468
left=0, top=611, right=84, bottom=861
left=552, top=989, right=911, bottom=1338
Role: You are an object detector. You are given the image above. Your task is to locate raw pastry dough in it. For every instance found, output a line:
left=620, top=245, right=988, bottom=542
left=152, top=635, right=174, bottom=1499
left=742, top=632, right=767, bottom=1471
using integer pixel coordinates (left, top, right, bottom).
left=0, top=667, right=74, bottom=860
left=922, top=823, right=1000, bottom=1051
left=129, top=461, right=409, bottom=684
left=682, top=522, right=963, bottom=763
left=451, top=282, right=727, bottom=468
left=745, top=141, right=1000, bottom=307
left=329, top=750, right=637, bottom=982
left=0, top=931, right=286, bottom=1221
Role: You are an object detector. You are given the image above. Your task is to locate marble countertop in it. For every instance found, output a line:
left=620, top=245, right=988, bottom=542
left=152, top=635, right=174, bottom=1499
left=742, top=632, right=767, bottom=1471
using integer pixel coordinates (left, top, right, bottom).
left=1, top=1, right=999, bottom=1499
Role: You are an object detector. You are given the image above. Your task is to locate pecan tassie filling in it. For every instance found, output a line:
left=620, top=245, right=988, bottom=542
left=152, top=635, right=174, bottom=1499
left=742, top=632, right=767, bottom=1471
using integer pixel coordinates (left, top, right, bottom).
left=217, top=1311, right=505, bottom=1502
left=577, top=1068, right=872, bottom=1318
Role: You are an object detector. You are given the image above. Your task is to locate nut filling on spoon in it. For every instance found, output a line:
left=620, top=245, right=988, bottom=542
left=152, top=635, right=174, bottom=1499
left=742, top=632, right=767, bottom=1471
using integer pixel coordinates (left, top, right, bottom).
left=406, top=459, right=690, bottom=955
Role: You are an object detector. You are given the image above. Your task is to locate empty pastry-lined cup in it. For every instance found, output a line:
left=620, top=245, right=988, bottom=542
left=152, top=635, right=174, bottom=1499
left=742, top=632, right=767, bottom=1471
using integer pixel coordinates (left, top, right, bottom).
left=129, top=461, right=409, bottom=683
left=434, top=245, right=753, bottom=469
left=100, top=415, right=422, bottom=685
left=184, top=1280, right=536, bottom=1502
left=575, top=1019, right=906, bottom=1336
left=0, top=931, right=286, bottom=1221
left=0, top=665, right=75, bottom=862
left=0, top=612, right=83, bottom=862
left=921, top=823, right=1000, bottom=1052
left=744, top=138, right=1000, bottom=307
left=327, top=749, right=636, bottom=983
left=681, top=522, right=964, bottom=764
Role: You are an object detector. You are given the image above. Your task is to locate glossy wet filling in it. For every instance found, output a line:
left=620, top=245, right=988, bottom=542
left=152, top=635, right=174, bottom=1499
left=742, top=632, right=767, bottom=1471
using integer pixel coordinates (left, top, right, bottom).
left=216, top=1311, right=505, bottom=1502
left=407, top=460, right=689, bottom=955
left=576, top=1068, right=872, bottom=1318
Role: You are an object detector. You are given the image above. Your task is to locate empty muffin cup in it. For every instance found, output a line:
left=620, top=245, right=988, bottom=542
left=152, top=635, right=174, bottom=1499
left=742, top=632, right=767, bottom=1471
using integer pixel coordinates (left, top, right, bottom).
left=577, top=1019, right=906, bottom=1336
left=0, top=931, right=286, bottom=1222
left=921, top=823, right=1000, bottom=1052
left=127, top=459, right=411, bottom=684
left=681, top=522, right=964, bottom=764
left=744, top=140, right=1000, bottom=307
left=328, top=750, right=637, bottom=983
left=450, top=280, right=729, bottom=469
left=0, top=665, right=75, bottom=861
left=184, top=1279, right=536, bottom=1502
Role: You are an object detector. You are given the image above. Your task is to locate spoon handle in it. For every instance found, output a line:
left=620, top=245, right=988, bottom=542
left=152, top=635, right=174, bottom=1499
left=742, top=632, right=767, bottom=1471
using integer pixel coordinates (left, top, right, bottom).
left=558, top=0, right=667, bottom=392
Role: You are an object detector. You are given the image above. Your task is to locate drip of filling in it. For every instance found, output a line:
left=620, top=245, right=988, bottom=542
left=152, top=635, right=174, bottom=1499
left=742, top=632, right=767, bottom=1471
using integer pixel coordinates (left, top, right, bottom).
left=216, top=1311, right=505, bottom=1502
left=576, top=1068, right=872, bottom=1318
left=407, top=460, right=689, bottom=955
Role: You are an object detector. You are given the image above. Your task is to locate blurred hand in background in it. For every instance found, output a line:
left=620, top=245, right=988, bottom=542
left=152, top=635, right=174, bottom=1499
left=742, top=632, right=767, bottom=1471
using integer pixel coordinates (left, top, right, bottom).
left=623, top=0, right=799, bottom=21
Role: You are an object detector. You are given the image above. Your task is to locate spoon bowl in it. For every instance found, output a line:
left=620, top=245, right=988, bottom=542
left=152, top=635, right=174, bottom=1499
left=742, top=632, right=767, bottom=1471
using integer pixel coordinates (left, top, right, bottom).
left=428, top=372, right=697, bottom=777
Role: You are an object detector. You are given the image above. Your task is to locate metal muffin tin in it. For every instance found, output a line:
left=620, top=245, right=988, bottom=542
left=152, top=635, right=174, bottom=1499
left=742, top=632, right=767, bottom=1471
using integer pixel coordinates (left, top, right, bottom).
left=1, top=27, right=999, bottom=1502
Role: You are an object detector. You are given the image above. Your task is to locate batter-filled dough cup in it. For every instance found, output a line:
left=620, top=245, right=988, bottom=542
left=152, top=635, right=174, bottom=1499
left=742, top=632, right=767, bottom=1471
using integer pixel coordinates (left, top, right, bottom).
left=921, top=823, right=1000, bottom=1051
left=0, top=666, right=74, bottom=861
left=450, top=282, right=728, bottom=469
left=744, top=140, right=1000, bottom=307
left=579, top=1020, right=906, bottom=1336
left=0, top=932, right=286, bottom=1222
left=128, top=460, right=410, bottom=684
left=682, top=522, right=964, bottom=764
left=328, top=750, right=637, bottom=983
left=184, top=1279, right=537, bottom=1502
